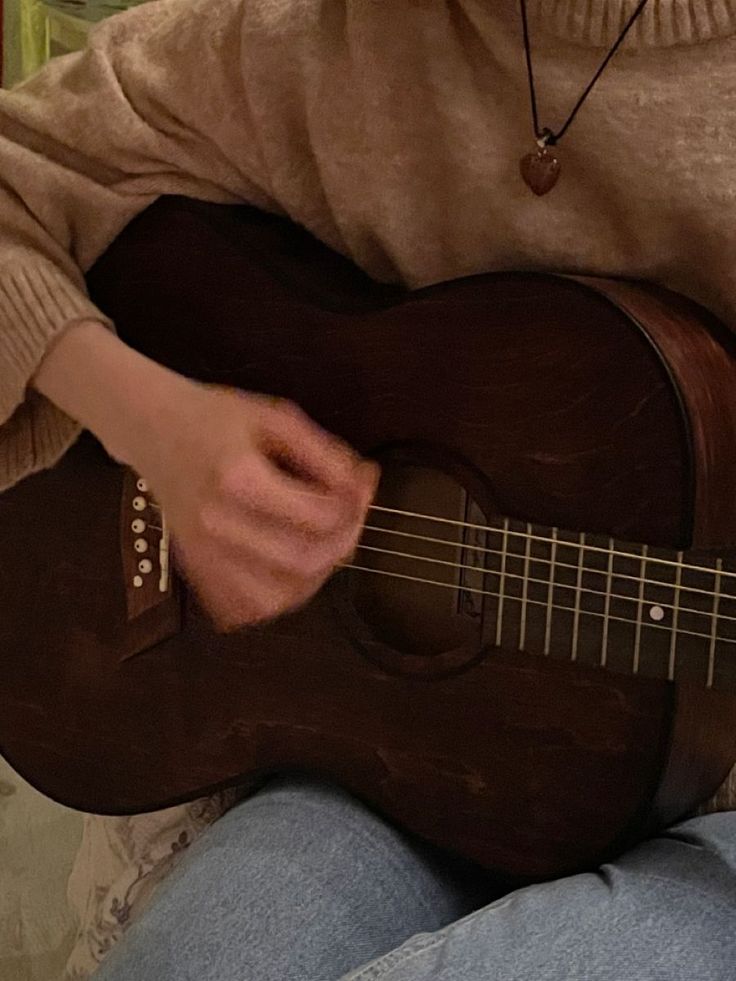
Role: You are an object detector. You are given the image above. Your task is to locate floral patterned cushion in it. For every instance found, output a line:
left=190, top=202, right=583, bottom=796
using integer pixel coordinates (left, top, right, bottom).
left=61, top=786, right=249, bottom=980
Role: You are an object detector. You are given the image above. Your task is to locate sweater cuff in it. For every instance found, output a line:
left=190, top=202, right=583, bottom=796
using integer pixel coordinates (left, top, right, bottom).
left=0, top=261, right=115, bottom=492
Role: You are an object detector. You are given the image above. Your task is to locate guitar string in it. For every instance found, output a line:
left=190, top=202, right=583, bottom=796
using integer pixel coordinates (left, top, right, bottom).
left=352, top=543, right=736, bottom=627
left=707, top=559, right=723, bottom=688
left=146, top=512, right=733, bottom=609
left=368, top=505, right=736, bottom=581
left=362, top=524, right=728, bottom=600
left=144, top=507, right=731, bottom=665
left=147, top=498, right=734, bottom=582
left=342, top=561, right=736, bottom=649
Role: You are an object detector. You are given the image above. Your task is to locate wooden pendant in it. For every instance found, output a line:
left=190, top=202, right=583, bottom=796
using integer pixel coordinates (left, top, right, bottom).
left=520, top=146, right=561, bottom=196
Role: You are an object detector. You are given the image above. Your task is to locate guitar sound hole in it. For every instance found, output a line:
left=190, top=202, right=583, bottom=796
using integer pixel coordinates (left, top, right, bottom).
left=345, top=462, right=490, bottom=666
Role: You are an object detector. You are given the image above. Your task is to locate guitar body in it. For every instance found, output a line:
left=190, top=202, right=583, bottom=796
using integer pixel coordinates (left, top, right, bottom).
left=1, top=196, right=735, bottom=880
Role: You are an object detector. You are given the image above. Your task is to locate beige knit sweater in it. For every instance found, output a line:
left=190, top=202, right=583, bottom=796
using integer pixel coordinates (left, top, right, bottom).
left=1, top=0, right=736, bottom=492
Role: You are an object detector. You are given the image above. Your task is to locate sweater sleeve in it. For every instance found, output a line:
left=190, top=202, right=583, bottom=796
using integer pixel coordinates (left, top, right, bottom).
left=0, top=0, right=274, bottom=492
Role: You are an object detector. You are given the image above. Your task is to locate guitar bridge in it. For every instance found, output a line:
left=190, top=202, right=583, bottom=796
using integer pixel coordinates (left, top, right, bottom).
left=119, top=467, right=181, bottom=653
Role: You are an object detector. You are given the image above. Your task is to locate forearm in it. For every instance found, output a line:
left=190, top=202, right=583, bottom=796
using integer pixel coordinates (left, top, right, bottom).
left=30, top=320, right=187, bottom=469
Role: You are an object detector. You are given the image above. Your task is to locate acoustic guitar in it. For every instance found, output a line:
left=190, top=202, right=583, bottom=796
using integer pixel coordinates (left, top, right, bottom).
left=1, top=196, right=735, bottom=882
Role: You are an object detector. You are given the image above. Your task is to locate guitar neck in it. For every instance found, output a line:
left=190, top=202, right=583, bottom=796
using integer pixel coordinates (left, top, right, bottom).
left=356, top=504, right=736, bottom=694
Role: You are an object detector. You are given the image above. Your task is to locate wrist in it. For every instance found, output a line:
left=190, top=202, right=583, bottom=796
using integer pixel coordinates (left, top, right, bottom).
left=31, top=319, right=189, bottom=469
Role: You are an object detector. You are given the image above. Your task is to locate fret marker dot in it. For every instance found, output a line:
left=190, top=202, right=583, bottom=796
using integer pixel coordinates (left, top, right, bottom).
left=649, top=605, right=665, bottom=622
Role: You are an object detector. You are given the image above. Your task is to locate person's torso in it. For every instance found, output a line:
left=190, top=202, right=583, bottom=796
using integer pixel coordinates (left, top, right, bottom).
left=240, top=0, right=736, bottom=327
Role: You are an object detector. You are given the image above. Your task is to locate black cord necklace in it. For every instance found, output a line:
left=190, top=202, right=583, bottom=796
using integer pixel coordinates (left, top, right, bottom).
left=519, top=0, right=651, bottom=195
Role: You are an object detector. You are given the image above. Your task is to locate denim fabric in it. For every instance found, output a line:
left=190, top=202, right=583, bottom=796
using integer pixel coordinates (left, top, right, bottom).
left=93, top=773, right=736, bottom=981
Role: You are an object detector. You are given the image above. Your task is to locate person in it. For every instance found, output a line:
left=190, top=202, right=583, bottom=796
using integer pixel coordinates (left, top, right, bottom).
left=0, top=0, right=734, bottom=977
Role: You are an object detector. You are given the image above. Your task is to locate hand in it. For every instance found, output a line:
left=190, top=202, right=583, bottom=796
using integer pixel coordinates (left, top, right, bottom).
left=136, top=383, right=380, bottom=632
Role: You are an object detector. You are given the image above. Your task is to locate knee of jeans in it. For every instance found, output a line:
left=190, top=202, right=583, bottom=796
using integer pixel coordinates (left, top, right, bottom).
left=602, top=815, right=736, bottom=916
left=256, top=771, right=375, bottom=815
left=664, top=811, right=736, bottom=859
left=228, top=771, right=398, bottom=847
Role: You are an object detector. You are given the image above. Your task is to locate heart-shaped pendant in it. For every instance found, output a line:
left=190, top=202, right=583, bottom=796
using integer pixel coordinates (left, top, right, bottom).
left=520, top=146, right=561, bottom=196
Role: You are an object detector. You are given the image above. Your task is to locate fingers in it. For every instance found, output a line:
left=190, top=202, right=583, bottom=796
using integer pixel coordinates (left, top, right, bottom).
left=195, top=501, right=362, bottom=579
left=214, top=442, right=379, bottom=540
left=256, top=398, right=368, bottom=492
left=174, top=535, right=348, bottom=632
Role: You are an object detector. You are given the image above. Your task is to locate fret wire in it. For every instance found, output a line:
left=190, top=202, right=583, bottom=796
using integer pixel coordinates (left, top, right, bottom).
left=345, top=562, right=736, bottom=646
left=364, top=524, right=726, bottom=600
left=570, top=532, right=585, bottom=662
left=629, top=546, right=646, bottom=672
left=519, top=522, right=533, bottom=650
left=600, top=537, right=614, bottom=668
left=707, top=558, right=722, bottom=689
left=543, top=528, right=558, bottom=655
left=369, top=506, right=736, bottom=581
left=667, top=551, right=684, bottom=681
left=355, top=543, right=736, bottom=627
left=494, top=519, right=510, bottom=647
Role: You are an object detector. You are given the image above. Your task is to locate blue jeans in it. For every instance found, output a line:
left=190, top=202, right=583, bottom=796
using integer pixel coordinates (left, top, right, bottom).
left=93, top=773, right=735, bottom=980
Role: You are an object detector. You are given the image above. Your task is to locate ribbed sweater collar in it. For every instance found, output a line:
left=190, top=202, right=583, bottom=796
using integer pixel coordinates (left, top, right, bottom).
left=525, top=0, right=736, bottom=46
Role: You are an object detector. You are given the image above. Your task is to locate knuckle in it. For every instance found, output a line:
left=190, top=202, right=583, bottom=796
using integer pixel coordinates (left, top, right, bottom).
left=343, top=508, right=366, bottom=541
left=276, top=397, right=305, bottom=419
left=195, top=502, right=220, bottom=537
left=207, top=568, right=321, bottom=632
left=248, top=587, right=296, bottom=624
left=211, top=593, right=267, bottom=632
left=340, top=528, right=363, bottom=563
left=213, top=461, right=244, bottom=498
left=212, top=613, right=239, bottom=635
left=312, top=509, right=343, bottom=540
left=240, top=599, right=273, bottom=626
left=293, top=500, right=338, bottom=539
left=258, top=394, right=299, bottom=425
left=293, top=547, right=335, bottom=580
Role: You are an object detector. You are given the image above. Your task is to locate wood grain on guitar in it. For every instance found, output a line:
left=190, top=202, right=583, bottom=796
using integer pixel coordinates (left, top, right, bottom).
left=1, top=196, right=735, bottom=881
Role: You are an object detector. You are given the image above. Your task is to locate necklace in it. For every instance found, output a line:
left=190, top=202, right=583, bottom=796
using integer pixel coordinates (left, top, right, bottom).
left=519, top=0, right=650, bottom=195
